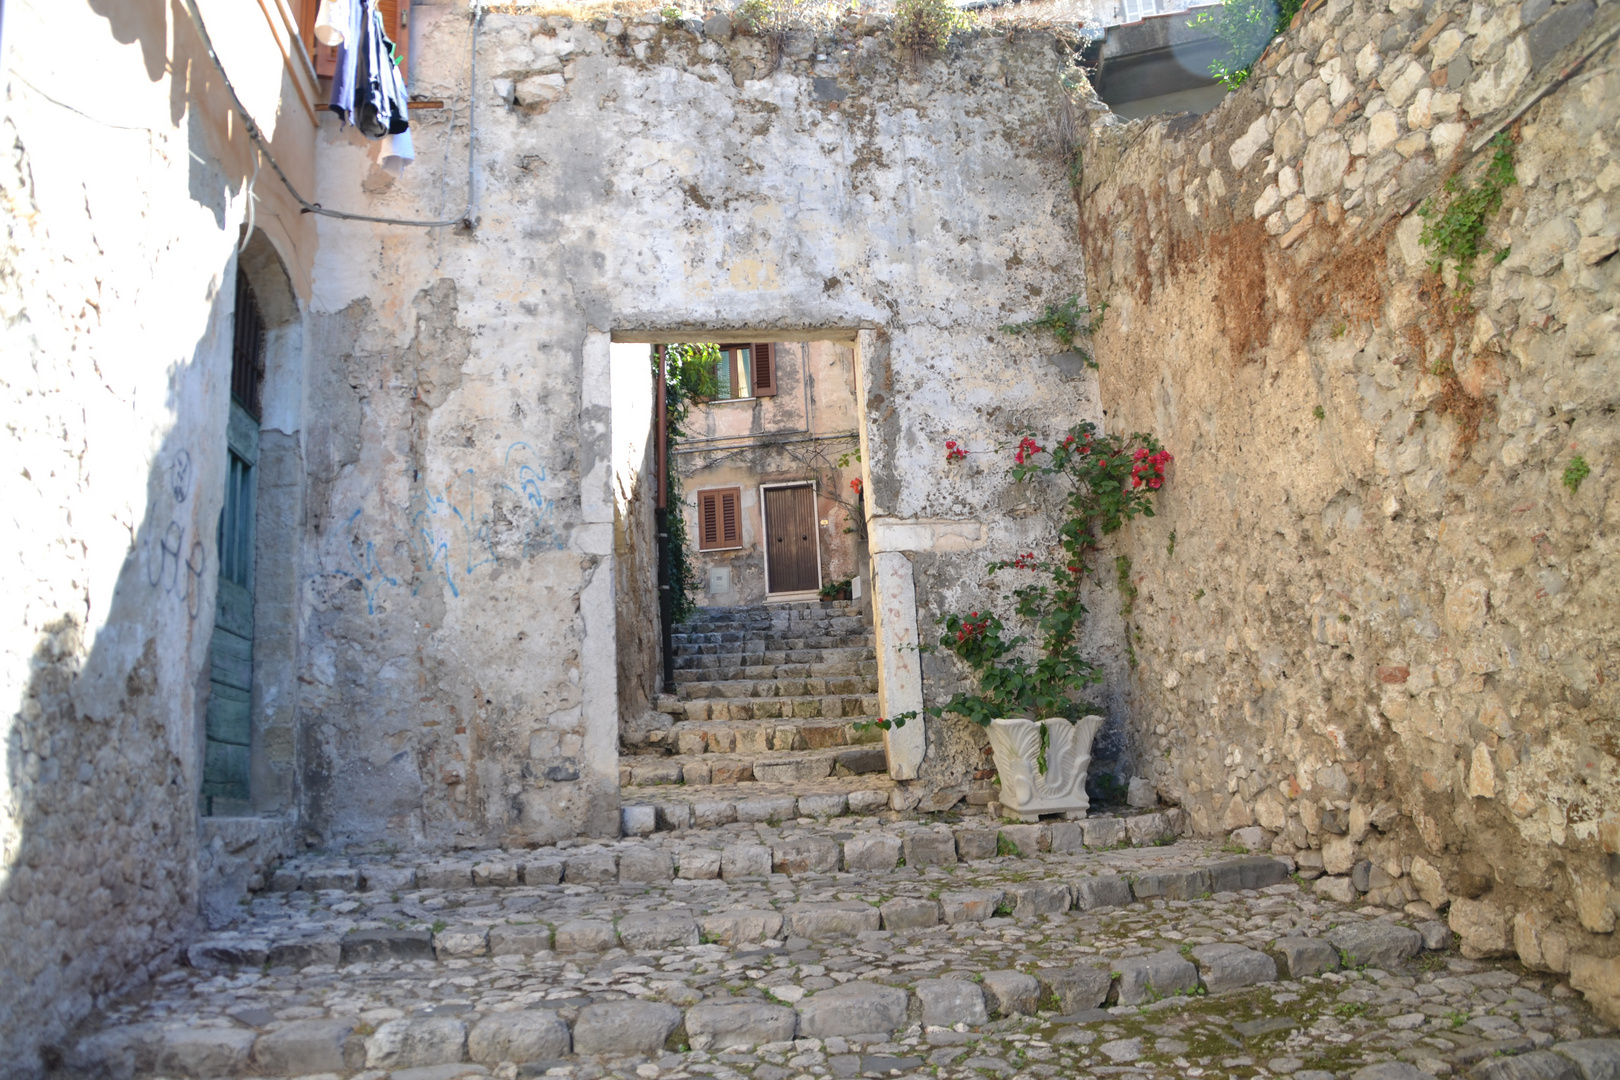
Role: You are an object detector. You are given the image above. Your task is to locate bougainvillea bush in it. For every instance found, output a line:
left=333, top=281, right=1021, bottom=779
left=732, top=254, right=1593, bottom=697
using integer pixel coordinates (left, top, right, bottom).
left=874, top=420, right=1171, bottom=731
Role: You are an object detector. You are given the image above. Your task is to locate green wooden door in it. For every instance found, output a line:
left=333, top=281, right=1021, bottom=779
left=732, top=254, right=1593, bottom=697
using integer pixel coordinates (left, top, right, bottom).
left=204, top=401, right=258, bottom=812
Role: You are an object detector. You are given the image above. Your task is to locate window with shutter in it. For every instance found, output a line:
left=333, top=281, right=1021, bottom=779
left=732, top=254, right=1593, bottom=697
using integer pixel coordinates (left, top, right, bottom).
left=752, top=342, right=777, bottom=396
left=721, top=490, right=739, bottom=545
left=697, top=488, right=743, bottom=550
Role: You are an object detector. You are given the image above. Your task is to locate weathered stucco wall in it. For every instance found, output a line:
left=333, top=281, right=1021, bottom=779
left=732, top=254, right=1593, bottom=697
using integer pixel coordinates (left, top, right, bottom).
left=1076, top=0, right=1620, bottom=1017
left=304, top=6, right=1093, bottom=830
left=0, top=1, right=317, bottom=1074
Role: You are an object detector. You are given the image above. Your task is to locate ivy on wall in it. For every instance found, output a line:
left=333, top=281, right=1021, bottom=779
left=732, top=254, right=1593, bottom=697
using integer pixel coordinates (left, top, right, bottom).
left=658, top=344, right=721, bottom=622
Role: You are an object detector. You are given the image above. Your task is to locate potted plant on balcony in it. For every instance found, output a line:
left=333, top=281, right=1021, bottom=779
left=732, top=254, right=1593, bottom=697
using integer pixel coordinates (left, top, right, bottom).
left=876, top=421, right=1172, bottom=820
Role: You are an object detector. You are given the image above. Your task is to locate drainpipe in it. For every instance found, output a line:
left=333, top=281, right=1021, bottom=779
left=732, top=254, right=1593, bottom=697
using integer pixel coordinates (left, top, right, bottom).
left=655, top=346, right=676, bottom=695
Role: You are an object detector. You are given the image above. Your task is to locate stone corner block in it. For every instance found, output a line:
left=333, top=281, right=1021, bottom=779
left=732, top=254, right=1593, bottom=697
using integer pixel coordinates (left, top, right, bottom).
left=915, top=978, right=989, bottom=1028
left=572, top=1000, right=684, bottom=1057
left=902, top=829, right=958, bottom=868
left=795, top=981, right=909, bottom=1037
left=684, top=1001, right=797, bottom=1051
left=843, top=832, right=902, bottom=872
left=1115, top=950, right=1199, bottom=1006
left=468, top=1011, right=570, bottom=1066
left=980, top=970, right=1040, bottom=1017
left=1190, top=942, right=1278, bottom=993
left=617, top=910, right=699, bottom=949
left=365, top=1016, right=467, bottom=1069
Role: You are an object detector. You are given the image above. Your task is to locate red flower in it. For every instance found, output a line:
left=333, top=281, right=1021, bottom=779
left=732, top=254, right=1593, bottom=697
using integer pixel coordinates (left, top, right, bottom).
left=1132, top=477, right=1143, bottom=488
left=1014, top=436, right=1045, bottom=464
left=1133, top=447, right=1149, bottom=461
left=1149, top=477, right=1162, bottom=489
left=849, top=478, right=863, bottom=494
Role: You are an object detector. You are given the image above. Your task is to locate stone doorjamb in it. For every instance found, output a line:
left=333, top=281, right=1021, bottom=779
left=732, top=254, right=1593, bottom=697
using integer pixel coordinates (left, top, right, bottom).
left=853, top=329, right=988, bottom=781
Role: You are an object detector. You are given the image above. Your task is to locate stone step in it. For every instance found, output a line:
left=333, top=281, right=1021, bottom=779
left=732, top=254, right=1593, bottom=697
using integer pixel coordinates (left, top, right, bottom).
left=671, top=658, right=879, bottom=682
left=686, top=600, right=857, bottom=621
left=673, top=632, right=873, bottom=652
left=670, top=647, right=874, bottom=670
left=620, top=775, right=902, bottom=824
left=674, top=645, right=876, bottom=667
left=682, top=613, right=868, bottom=628
left=666, top=717, right=884, bottom=756
left=673, top=674, right=880, bottom=700
left=68, top=813, right=1526, bottom=1080
left=623, top=744, right=887, bottom=788
left=676, top=692, right=880, bottom=723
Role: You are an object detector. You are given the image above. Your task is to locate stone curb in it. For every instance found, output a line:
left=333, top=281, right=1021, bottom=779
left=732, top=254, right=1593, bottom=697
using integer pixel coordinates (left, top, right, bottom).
left=216, top=851, right=1301, bottom=971
left=267, top=808, right=1194, bottom=894
left=173, top=910, right=1464, bottom=1071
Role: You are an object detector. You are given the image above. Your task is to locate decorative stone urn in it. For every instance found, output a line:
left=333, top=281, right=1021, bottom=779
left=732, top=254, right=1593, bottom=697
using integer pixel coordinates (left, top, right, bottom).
left=986, top=715, right=1104, bottom=822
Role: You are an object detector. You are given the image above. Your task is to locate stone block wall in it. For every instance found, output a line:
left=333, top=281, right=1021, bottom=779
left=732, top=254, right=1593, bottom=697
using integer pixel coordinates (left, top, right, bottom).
left=1073, top=0, right=1619, bottom=1015
left=304, top=8, right=1095, bottom=832
left=1, top=4, right=317, bottom=1076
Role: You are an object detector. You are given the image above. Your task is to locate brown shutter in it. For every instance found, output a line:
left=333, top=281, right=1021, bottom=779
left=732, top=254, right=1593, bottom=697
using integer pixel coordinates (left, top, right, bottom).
left=378, top=0, right=410, bottom=82
left=752, top=342, right=777, bottom=396
left=700, top=492, right=719, bottom=549
left=720, top=491, right=740, bottom=546
left=698, top=489, right=740, bottom=550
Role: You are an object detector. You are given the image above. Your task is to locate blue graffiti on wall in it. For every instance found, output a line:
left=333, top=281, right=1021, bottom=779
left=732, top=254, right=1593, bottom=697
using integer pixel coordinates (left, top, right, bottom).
left=335, top=442, right=567, bottom=613
left=501, top=441, right=566, bottom=560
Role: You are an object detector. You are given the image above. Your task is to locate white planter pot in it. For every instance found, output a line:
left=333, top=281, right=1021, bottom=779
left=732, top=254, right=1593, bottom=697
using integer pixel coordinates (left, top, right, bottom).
left=987, top=715, right=1104, bottom=821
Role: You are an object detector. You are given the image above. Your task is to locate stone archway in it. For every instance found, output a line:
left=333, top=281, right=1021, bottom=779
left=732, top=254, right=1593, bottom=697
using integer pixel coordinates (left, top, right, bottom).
left=204, top=229, right=304, bottom=817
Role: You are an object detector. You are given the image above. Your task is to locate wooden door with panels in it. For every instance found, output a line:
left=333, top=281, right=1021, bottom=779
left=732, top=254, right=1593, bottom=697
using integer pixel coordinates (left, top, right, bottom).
left=204, top=270, right=265, bottom=813
left=763, top=484, right=820, bottom=594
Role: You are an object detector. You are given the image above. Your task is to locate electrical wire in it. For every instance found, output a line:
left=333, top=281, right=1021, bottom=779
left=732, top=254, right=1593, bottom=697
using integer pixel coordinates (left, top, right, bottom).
left=175, top=0, right=481, bottom=229
left=239, top=144, right=259, bottom=251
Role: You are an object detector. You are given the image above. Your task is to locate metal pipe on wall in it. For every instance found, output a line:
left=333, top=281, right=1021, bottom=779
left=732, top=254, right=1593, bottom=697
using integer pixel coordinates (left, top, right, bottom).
left=655, top=346, right=675, bottom=694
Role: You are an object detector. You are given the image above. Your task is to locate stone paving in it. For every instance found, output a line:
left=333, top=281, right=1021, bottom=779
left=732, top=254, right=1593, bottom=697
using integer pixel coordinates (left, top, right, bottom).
left=59, top=811, right=1620, bottom=1080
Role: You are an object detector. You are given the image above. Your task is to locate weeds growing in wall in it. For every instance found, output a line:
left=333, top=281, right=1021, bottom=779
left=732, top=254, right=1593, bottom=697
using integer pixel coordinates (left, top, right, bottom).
left=1192, top=0, right=1304, bottom=89
left=1000, top=296, right=1107, bottom=367
left=894, top=0, right=974, bottom=62
left=1418, top=132, right=1518, bottom=293
left=658, top=345, right=721, bottom=622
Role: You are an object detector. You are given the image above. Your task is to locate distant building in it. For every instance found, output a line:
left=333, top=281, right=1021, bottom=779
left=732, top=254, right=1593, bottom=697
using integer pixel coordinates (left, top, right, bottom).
left=967, top=0, right=1230, bottom=118
left=674, top=341, right=867, bottom=607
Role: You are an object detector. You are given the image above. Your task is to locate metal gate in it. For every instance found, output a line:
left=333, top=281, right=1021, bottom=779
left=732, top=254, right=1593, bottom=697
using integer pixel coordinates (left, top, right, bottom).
left=763, top=484, right=821, bottom=594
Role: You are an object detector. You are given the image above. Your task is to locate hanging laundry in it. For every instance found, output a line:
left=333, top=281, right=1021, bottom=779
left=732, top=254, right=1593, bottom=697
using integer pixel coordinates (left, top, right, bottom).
left=373, top=129, right=415, bottom=176
left=354, top=1, right=411, bottom=139
left=325, top=0, right=363, bottom=124
left=326, top=0, right=409, bottom=147
left=313, top=0, right=348, bottom=46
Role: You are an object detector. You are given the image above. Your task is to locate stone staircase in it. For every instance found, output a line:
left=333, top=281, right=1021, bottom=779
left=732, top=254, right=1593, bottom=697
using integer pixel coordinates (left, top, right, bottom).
left=63, top=805, right=1604, bottom=1080
left=621, top=601, right=896, bottom=813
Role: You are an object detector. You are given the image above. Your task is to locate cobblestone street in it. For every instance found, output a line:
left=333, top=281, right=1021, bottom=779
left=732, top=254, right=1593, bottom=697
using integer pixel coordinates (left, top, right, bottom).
left=62, top=810, right=1620, bottom=1080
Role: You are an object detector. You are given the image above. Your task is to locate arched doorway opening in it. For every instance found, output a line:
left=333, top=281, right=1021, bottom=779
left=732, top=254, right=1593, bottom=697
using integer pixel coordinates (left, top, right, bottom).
left=202, top=230, right=303, bottom=817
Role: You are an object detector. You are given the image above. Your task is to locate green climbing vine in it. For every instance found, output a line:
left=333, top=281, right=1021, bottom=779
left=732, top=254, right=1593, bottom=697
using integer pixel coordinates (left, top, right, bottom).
left=658, top=344, right=722, bottom=623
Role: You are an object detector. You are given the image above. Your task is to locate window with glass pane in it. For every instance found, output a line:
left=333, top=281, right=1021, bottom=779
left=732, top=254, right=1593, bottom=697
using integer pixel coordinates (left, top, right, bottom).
left=711, top=344, right=753, bottom=399
left=218, top=450, right=254, bottom=588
